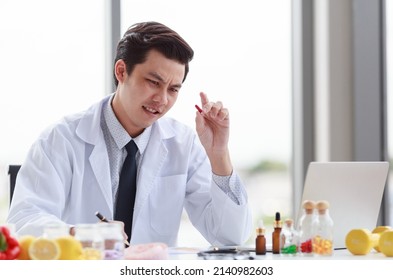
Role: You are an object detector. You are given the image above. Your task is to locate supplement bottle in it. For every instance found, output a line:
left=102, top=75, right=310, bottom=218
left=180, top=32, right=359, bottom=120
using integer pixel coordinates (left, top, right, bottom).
left=255, top=220, right=266, bottom=255
left=280, top=218, right=298, bottom=256
left=298, top=200, right=316, bottom=256
left=312, top=200, right=334, bottom=256
left=97, top=223, right=125, bottom=260
left=272, top=212, right=282, bottom=254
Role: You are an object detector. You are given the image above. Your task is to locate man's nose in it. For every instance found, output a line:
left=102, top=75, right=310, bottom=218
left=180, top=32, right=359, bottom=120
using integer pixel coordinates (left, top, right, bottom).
left=152, top=88, right=168, bottom=105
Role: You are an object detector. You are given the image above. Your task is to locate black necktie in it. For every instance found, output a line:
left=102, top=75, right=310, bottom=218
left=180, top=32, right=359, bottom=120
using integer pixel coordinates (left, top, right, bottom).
left=115, top=140, right=138, bottom=244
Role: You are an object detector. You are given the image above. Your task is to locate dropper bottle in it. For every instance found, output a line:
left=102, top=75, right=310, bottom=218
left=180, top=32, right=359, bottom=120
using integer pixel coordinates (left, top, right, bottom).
left=255, top=220, right=266, bottom=255
left=272, top=212, right=282, bottom=254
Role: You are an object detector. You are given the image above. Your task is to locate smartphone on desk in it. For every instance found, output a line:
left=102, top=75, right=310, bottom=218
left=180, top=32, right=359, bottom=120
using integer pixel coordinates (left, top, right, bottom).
left=197, top=246, right=254, bottom=260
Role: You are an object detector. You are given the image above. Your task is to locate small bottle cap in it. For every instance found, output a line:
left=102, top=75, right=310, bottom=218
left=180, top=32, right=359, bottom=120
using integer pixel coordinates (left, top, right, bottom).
left=284, top=218, right=293, bottom=227
left=316, top=200, right=329, bottom=214
left=256, top=220, right=265, bottom=235
left=316, top=200, right=329, bottom=210
left=256, top=227, right=265, bottom=235
left=274, top=212, right=282, bottom=228
left=302, top=200, right=315, bottom=210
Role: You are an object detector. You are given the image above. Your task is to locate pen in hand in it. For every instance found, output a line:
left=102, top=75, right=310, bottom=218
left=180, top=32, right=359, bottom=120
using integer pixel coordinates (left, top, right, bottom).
left=95, top=211, right=130, bottom=246
left=95, top=211, right=109, bottom=222
left=195, top=104, right=203, bottom=113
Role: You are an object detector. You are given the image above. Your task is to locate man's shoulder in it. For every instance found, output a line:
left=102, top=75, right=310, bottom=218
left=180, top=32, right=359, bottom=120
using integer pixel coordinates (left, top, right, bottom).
left=39, top=96, right=108, bottom=141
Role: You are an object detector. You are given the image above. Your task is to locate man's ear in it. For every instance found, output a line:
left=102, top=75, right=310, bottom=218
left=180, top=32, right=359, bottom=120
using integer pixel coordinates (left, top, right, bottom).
left=114, top=60, right=127, bottom=84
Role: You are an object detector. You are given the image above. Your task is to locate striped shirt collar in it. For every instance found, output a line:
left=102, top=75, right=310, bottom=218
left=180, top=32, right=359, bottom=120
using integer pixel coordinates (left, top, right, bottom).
left=103, top=93, right=151, bottom=154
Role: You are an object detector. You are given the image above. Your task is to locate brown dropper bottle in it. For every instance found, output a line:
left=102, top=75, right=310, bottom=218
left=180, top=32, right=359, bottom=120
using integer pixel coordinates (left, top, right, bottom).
left=255, top=220, right=266, bottom=255
left=272, top=212, right=282, bottom=254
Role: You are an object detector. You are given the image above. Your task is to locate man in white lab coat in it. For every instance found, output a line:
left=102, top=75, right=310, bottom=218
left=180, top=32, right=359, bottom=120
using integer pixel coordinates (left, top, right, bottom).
left=7, top=21, right=252, bottom=246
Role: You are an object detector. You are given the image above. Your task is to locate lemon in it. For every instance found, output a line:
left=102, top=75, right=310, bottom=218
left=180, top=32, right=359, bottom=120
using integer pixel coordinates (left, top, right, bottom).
left=29, top=238, right=60, bottom=260
left=18, top=235, right=36, bottom=260
left=56, top=236, right=83, bottom=260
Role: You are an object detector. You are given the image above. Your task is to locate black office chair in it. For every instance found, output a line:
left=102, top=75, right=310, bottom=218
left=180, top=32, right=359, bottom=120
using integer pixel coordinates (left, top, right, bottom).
left=8, top=165, right=21, bottom=204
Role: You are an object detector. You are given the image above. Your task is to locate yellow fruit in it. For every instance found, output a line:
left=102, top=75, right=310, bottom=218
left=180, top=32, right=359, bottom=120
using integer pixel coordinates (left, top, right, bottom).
left=56, top=236, right=83, bottom=260
left=18, top=235, right=36, bottom=260
left=29, top=238, right=60, bottom=260
left=379, top=230, right=393, bottom=257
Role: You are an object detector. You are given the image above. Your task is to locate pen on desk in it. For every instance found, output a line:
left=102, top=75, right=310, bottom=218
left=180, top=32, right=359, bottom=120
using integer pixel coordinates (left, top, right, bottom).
left=195, top=104, right=203, bottom=113
left=95, top=211, right=130, bottom=246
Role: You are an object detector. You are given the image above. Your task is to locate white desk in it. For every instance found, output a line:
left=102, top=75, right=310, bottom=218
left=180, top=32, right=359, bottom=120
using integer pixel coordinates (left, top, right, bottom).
left=168, top=247, right=392, bottom=260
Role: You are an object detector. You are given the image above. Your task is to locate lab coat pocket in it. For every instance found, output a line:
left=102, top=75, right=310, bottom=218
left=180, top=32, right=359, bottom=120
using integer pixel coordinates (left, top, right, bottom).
left=149, top=174, right=187, bottom=236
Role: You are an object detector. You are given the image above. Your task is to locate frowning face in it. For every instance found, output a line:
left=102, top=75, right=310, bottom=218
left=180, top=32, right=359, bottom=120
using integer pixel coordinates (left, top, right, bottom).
left=112, top=49, right=185, bottom=137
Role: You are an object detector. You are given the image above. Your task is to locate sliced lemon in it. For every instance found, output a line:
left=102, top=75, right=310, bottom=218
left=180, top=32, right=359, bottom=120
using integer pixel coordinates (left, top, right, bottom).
left=29, top=238, right=60, bottom=260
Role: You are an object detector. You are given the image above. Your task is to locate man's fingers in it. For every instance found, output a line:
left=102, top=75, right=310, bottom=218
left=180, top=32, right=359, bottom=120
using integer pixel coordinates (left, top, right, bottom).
left=207, top=101, right=223, bottom=117
left=200, top=92, right=209, bottom=106
left=217, top=108, right=229, bottom=121
left=198, top=92, right=229, bottom=121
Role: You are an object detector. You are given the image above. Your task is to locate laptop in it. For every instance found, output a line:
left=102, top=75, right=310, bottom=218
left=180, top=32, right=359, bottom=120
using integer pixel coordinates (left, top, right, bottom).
left=296, top=161, right=389, bottom=249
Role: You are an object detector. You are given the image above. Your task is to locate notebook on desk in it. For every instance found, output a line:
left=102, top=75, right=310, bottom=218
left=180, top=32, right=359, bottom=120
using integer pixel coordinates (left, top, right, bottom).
left=296, top=161, right=389, bottom=249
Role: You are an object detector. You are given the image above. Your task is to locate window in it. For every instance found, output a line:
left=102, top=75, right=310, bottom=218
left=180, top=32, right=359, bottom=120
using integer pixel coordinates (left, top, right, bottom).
left=0, top=1, right=292, bottom=248
left=0, top=0, right=105, bottom=221
left=386, top=0, right=393, bottom=225
left=121, top=0, right=292, bottom=246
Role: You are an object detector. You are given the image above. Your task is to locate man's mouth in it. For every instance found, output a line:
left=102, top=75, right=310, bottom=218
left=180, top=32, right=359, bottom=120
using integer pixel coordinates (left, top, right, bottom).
left=143, top=105, right=161, bottom=115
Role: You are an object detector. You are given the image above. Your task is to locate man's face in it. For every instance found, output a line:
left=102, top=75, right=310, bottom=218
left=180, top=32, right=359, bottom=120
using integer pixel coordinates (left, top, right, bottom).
left=113, top=49, right=185, bottom=137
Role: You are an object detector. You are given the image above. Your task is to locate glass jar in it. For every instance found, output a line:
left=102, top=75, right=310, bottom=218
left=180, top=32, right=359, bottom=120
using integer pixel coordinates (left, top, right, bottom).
left=97, top=223, right=125, bottom=260
left=43, top=222, right=70, bottom=239
left=74, top=224, right=104, bottom=260
left=280, top=218, right=298, bottom=256
left=298, top=200, right=316, bottom=256
left=312, top=200, right=334, bottom=256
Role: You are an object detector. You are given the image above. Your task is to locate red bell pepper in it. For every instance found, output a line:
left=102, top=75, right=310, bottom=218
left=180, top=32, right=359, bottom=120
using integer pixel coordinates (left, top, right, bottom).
left=0, top=226, right=21, bottom=260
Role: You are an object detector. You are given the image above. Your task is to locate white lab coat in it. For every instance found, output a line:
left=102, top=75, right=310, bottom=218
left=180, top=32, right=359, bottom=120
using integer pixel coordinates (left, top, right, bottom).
left=7, top=95, right=252, bottom=246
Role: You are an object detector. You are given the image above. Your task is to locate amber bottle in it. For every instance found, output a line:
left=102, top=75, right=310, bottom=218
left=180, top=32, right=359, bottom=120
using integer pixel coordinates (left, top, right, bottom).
left=272, top=212, right=282, bottom=254
left=255, top=220, right=266, bottom=255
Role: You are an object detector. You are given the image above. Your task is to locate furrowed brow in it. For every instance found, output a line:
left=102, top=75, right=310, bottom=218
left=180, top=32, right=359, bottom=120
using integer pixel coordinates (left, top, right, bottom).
left=148, top=72, right=165, bottom=82
left=148, top=72, right=182, bottom=89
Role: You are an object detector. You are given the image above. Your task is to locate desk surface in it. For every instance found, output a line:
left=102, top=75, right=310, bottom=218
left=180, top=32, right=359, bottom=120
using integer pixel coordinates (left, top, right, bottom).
left=168, top=247, right=391, bottom=260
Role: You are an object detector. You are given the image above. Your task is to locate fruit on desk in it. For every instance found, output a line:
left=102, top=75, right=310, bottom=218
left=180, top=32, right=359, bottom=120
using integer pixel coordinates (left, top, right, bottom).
left=18, top=235, right=36, bottom=260
left=21, top=235, right=83, bottom=260
left=56, top=236, right=83, bottom=260
left=29, top=238, right=60, bottom=260
left=0, top=225, right=21, bottom=260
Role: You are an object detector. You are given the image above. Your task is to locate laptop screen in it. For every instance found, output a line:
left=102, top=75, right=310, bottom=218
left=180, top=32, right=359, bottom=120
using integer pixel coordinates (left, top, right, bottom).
left=296, top=161, right=389, bottom=249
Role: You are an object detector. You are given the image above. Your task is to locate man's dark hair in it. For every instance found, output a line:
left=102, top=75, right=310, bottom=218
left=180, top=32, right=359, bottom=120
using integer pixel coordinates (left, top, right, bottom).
left=113, top=21, right=194, bottom=87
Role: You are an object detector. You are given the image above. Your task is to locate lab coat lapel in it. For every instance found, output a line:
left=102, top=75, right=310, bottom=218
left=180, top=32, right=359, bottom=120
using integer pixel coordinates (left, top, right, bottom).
left=133, top=120, right=173, bottom=223
left=89, top=142, right=113, bottom=212
left=76, top=96, right=113, bottom=213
